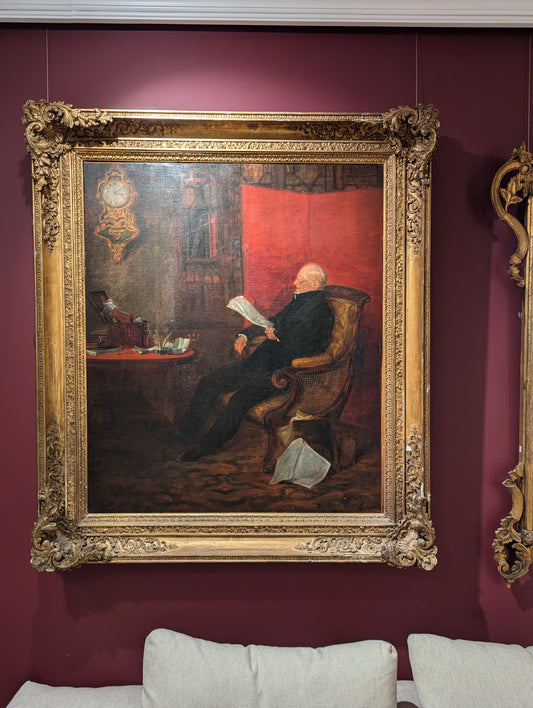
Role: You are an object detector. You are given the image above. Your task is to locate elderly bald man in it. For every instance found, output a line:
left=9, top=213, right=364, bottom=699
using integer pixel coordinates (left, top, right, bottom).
left=180, top=263, right=334, bottom=462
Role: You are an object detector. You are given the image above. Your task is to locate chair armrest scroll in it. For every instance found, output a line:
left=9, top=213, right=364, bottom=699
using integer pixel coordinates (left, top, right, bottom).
left=271, top=366, right=299, bottom=391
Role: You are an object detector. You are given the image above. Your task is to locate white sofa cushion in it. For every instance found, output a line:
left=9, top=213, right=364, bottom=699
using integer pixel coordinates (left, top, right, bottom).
left=6, top=680, right=142, bottom=707
left=142, top=628, right=398, bottom=708
left=408, top=634, right=533, bottom=708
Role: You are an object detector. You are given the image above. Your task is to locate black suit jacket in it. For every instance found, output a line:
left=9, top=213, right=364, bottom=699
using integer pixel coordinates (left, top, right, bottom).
left=242, top=290, right=334, bottom=373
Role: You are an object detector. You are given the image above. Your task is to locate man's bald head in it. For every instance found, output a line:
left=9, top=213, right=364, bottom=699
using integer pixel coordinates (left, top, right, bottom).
left=293, top=263, right=327, bottom=294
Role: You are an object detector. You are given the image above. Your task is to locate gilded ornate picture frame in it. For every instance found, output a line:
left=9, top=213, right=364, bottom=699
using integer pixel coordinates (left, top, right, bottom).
left=492, top=144, right=533, bottom=586
left=24, top=101, right=438, bottom=569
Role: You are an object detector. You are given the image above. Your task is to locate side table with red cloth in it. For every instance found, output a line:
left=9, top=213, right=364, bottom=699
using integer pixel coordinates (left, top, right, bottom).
left=86, top=348, right=197, bottom=428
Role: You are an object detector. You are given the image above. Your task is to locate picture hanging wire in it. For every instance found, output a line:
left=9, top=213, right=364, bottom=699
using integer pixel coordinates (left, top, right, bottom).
left=45, top=27, right=49, bottom=104
left=415, top=32, right=419, bottom=106
left=527, top=32, right=532, bottom=151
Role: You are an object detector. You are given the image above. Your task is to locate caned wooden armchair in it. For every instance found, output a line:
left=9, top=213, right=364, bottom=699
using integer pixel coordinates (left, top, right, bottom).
left=246, top=285, right=371, bottom=472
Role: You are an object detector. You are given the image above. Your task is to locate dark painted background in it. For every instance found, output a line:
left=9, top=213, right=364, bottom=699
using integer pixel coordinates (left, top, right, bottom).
left=1, top=24, right=532, bottom=704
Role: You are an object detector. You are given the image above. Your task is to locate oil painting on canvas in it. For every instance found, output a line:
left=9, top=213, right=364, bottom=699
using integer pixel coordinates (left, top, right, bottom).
left=84, top=161, right=383, bottom=515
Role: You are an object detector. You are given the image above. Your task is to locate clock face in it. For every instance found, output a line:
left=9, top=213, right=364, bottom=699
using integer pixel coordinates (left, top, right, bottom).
left=101, top=179, right=130, bottom=208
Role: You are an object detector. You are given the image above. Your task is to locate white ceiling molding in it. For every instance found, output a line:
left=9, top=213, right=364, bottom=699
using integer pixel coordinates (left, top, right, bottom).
left=2, top=0, right=533, bottom=27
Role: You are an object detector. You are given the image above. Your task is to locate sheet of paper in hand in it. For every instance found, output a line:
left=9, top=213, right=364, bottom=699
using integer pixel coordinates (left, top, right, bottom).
left=227, top=296, right=273, bottom=328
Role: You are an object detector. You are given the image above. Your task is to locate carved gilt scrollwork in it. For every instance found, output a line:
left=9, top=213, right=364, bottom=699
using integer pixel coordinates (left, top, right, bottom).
left=493, top=462, right=533, bottom=587
left=31, top=424, right=110, bottom=571
left=300, top=119, right=387, bottom=142
left=381, top=426, right=437, bottom=570
left=492, top=145, right=533, bottom=586
left=384, top=104, right=440, bottom=254
left=491, top=143, right=533, bottom=287
left=22, top=99, right=112, bottom=252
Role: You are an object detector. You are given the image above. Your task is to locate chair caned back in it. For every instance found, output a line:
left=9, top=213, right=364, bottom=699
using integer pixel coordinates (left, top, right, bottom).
left=324, top=297, right=359, bottom=361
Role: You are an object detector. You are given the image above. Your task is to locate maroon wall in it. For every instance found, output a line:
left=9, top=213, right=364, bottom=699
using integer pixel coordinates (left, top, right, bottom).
left=2, top=24, right=532, bottom=703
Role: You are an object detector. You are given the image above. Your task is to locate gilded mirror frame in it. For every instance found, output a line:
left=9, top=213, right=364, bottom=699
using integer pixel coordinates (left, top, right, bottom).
left=24, top=101, right=438, bottom=570
left=492, top=144, right=533, bottom=585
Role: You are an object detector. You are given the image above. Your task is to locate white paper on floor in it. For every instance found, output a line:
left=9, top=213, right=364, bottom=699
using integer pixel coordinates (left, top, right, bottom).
left=270, top=438, right=331, bottom=489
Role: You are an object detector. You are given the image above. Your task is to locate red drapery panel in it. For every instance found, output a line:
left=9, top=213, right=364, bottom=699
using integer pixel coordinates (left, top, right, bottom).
left=241, top=185, right=382, bottom=430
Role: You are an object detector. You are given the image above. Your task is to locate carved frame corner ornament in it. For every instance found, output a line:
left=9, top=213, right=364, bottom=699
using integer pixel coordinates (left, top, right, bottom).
left=31, top=424, right=110, bottom=571
left=384, top=104, right=440, bottom=255
left=382, top=426, right=437, bottom=570
left=26, top=101, right=436, bottom=569
left=491, top=144, right=533, bottom=586
left=22, top=99, right=113, bottom=253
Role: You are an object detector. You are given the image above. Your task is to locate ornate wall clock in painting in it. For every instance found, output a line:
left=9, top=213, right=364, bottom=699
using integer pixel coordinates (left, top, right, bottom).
left=96, top=166, right=139, bottom=259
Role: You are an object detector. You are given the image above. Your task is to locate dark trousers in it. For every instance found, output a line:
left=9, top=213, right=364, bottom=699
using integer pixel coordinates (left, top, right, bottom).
left=180, top=361, right=276, bottom=453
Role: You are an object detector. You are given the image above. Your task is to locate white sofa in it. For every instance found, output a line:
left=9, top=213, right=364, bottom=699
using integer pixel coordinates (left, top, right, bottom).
left=7, top=631, right=533, bottom=707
